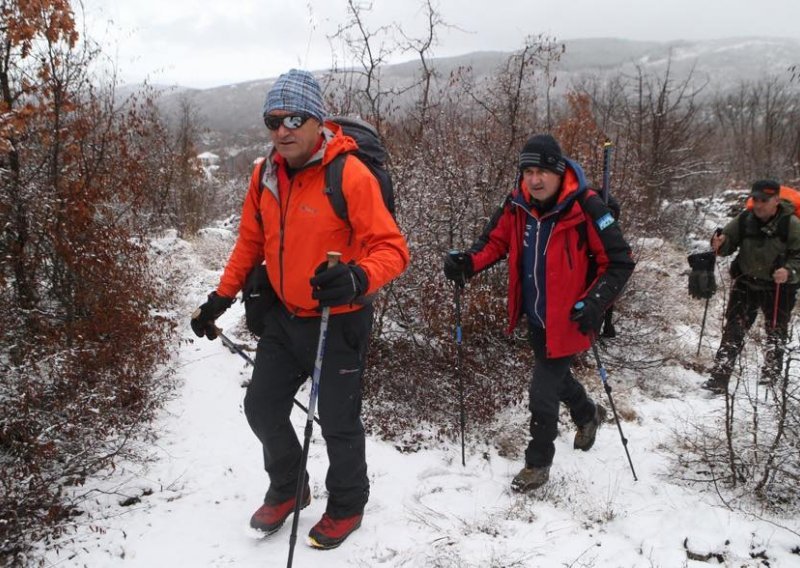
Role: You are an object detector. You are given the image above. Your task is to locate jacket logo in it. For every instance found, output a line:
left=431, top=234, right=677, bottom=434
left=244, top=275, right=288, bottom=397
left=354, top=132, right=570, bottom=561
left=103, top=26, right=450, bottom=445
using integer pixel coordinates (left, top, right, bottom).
left=596, top=213, right=614, bottom=231
left=300, top=204, right=318, bottom=215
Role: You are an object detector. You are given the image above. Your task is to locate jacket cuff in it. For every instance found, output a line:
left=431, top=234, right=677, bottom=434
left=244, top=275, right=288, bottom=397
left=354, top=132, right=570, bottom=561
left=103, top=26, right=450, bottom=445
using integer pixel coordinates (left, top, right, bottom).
left=352, top=264, right=369, bottom=298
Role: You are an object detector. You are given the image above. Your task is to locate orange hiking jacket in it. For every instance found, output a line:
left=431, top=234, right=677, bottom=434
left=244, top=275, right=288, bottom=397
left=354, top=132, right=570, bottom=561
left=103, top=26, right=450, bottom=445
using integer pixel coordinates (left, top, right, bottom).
left=216, top=122, right=409, bottom=317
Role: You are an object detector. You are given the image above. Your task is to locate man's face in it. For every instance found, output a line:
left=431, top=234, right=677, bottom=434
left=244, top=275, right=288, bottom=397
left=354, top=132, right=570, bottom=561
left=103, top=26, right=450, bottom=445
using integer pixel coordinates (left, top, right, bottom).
left=752, top=194, right=780, bottom=221
left=522, top=167, right=562, bottom=202
left=266, top=110, right=322, bottom=168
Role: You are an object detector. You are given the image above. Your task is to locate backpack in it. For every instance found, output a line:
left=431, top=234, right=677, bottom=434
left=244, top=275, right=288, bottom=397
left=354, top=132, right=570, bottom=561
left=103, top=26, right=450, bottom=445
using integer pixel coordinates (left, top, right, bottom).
left=740, top=185, right=800, bottom=242
left=575, top=189, right=619, bottom=285
left=256, top=116, right=395, bottom=228
left=745, top=185, right=800, bottom=217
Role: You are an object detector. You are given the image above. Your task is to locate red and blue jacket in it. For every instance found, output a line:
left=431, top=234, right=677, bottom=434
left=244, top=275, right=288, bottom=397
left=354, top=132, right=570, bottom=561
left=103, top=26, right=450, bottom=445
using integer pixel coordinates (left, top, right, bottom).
left=467, top=159, right=635, bottom=358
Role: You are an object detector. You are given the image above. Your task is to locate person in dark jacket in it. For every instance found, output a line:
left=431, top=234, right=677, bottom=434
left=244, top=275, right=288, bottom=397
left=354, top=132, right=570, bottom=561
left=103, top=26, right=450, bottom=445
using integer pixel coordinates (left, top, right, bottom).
left=444, top=134, right=635, bottom=492
left=703, top=179, right=800, bottom=394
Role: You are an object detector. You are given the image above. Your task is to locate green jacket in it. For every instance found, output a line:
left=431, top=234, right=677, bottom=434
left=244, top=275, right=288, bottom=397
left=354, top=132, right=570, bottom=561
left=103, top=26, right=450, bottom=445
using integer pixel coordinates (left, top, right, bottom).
left=719, top=200, right=800, bottom=289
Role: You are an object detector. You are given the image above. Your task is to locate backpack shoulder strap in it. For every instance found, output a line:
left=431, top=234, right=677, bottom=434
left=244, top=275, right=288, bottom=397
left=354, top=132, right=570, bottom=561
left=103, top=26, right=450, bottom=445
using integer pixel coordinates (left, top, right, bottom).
left=255, top=158, right=268, bottom=226
left=256, top=158, right=267, bottom=196
left=738, top=210, right=746, bottom=239
left=778, top=212, right=791, bottom=243
left=576, top=189, right=615, bottom=226
left=324, top=153, right=350, bottom=223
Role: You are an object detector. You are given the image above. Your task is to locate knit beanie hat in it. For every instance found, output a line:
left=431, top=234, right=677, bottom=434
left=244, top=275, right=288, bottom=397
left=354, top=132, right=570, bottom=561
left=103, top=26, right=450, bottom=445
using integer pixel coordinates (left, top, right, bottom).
left=263, top=69, right=326, bottom=123
left=519, top=134, right=566, bottom=175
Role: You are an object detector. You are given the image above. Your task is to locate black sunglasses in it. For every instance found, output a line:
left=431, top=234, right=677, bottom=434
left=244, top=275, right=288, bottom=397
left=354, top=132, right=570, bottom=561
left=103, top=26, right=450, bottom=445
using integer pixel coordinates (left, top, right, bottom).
left=264, top=113, right=313, bottom=131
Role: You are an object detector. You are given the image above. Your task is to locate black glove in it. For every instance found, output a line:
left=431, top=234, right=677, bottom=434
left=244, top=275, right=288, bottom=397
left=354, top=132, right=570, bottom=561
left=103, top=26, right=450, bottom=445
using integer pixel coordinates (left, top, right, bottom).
left=687, top=251, right=717, bottom=299
left=570, top=299, right=604, bottom=336
left=310, top=261, right=369, bottom=307
left=191, top=292, right=234, bottom=340
left=443, top=251, right=473, bottom=285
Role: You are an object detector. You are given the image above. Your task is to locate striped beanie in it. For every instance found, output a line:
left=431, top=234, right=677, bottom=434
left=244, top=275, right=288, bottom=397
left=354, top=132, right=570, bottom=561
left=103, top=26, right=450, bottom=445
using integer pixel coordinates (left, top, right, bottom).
left=519, top=134, right=566, bottom=175
left=263, top=69, right=326, bottom=123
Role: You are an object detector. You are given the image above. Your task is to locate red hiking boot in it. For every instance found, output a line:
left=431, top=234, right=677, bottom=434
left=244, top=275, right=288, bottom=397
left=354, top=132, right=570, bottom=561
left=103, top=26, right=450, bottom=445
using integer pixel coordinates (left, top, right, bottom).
left=307, top=512, right=363, bottom=549
left=249, top=486, right=310, bottom=535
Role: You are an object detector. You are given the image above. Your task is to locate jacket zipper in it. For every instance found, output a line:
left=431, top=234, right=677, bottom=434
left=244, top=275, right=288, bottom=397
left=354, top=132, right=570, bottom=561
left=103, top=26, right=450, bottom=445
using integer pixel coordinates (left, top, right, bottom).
left=531, top=218, right=542, bottom=326
left=278, top=179, right=294, bottom=302
left=515, top=200, right=549, bottom=328
left=565, top=232, right=573, bottom=269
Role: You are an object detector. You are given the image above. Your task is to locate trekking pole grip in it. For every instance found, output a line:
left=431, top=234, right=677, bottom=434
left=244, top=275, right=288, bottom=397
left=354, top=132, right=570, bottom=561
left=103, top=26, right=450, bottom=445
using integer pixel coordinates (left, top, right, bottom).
left=448, top=249, right=467, bottom=289
left=327, top=251, right=342, bottom=269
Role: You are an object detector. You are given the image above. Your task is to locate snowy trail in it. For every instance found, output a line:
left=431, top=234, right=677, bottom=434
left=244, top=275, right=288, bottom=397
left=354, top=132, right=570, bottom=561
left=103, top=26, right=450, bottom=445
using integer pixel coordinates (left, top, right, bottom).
left=38, top=237, right=800, bottom=567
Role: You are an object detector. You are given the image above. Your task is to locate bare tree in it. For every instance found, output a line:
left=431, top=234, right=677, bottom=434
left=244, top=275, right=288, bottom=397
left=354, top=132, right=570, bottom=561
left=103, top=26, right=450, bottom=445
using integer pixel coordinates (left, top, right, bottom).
left=327, top=0, right=406, bottom=129
left=570, top=60, right=717, bottom=235
left=713, top=77, right=800, bottom=184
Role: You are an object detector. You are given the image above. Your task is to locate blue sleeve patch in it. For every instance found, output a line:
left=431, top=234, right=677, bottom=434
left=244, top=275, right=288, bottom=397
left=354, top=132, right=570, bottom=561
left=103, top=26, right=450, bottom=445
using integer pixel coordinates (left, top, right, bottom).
left=596, top=213, right=615, bottom=231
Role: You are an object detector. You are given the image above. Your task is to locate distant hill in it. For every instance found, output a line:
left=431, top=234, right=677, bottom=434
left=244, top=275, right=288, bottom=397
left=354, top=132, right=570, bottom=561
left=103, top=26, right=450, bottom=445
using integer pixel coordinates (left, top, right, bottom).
left=145, top=37, right=800, bottom=160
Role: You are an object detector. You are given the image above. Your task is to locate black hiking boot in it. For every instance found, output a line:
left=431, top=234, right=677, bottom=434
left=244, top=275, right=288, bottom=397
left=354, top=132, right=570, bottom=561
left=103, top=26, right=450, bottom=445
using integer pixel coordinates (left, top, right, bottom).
left=574, top=403, right=607, bottom=451
left=511, top=465, right=550, bottom=492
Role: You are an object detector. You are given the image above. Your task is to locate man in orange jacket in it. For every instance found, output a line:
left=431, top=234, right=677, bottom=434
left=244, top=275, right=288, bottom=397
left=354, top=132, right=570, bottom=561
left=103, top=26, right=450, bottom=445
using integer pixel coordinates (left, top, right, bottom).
left=191, top=69, right=409, bottom=549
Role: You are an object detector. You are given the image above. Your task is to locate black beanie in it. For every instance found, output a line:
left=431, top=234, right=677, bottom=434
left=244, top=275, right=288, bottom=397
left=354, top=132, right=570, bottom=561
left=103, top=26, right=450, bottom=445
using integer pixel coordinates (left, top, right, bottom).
left=519, top=134, right=566, bottom=175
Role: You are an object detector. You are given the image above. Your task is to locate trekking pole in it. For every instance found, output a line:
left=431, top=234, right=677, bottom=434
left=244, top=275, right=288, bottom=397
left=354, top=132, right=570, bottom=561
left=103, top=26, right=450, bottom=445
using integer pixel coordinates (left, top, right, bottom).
left=217, top=329, right=319, bottom=425
left=766, top=256, right=786, bottom=399
left=598, top=140, right=617, bottom=339
left=696, top=229, right=723, bottom=357
left=449, top=250, right=467, bottom=467
left=287, top=251, right=341, bottom=568
left=590, top=342, right=638, bottom=481
left=772, top=282, right=781, bottom=329
left=771, top=255, right=786, bottom=329
left=696, top=298, right=711, bottom=358
left=216, top=328, right=256, bottom=365
left=601, top=140, right=613, bottom=206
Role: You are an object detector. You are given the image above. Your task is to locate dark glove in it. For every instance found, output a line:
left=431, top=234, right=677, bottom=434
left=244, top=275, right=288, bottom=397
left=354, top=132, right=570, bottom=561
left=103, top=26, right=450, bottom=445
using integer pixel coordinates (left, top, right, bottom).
left=570, top=299, right=604, bottom=336
left=310, top=261, right=369, bottom=307
left=443, top=251, right=473, bottom=285
left=600, top=307, right=616, bottom=338
left=688, top=250, right=716, bottom=271
left=687, top=251, right=717, bottom=299
left=191, top=292, right=234, bottom=340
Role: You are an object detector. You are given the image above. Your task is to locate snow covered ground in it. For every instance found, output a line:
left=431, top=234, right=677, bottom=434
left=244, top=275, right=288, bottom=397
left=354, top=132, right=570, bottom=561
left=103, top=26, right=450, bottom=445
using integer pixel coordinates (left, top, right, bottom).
left=36, top=228, right=800, bottom=568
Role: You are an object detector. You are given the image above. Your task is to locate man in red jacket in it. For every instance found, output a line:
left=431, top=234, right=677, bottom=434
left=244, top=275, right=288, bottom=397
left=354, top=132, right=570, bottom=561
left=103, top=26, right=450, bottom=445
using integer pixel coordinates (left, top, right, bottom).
left=444, top=134, right=634, bottom=491
left=191, top=69, right=409, bottom=548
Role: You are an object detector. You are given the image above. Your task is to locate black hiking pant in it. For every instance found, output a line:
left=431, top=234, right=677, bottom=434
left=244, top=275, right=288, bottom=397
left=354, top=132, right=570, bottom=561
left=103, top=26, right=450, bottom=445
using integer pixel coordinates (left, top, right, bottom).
left=244, top=303, right=373, bottom=518
left=525, top=325, right=597, bottom=468
left=711, top=277, right=797, bottom=386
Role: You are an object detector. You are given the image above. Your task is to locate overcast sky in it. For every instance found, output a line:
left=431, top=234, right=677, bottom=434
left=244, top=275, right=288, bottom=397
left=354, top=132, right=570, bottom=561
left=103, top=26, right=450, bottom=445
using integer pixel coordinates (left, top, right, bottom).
left=80, top=0, right=800, bottom=89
